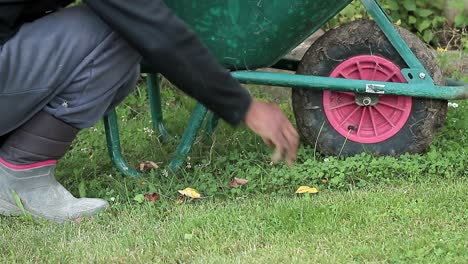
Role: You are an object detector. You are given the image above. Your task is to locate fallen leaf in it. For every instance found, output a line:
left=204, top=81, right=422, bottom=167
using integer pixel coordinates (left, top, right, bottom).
left=295, top=186, right=319, bottom=194
left=134, top=194, right=145, bottom=203
left=437, top=47, right=447, bottom=53
left=229, top=177, right=249, bottom=188
left=176, top=195, right=185, bottom=204
left=139, top=161, right=159, bottom=173
left=178, top=187, right=201, bottom=199
left=73, top=217, right=83, bottom=223
left=144, top=193, right=160, bottom=202
left=137, top=179, right=148, bottom=187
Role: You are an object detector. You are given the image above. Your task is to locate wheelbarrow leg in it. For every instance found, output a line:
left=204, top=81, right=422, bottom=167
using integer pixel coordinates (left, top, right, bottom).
left=104, top=110, right=141, bottom=177
left=147, top=73, right=170, bottom=140
left=168, top=103, right=208, bottom=172
left=204, top=112, right=220, bottom=137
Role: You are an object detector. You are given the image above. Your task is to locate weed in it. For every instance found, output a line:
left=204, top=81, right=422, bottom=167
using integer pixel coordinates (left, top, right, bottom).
left=52, top=73, right=467, bottom=204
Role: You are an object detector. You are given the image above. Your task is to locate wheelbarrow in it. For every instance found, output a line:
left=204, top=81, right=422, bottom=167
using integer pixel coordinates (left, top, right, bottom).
left=103, top=0, right=468, bottom=177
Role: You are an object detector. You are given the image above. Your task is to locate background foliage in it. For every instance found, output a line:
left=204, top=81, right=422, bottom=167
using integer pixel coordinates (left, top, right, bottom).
left=329, top=0, right=467, bottom=48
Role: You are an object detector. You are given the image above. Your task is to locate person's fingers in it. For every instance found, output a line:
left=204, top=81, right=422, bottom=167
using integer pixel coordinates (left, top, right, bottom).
left=262, top=137, right=274, bottom=148
left=270, top=134, right=287, bottom=164
left=287, top=122, right=299, bottom=139
left=271, top=148, right=282, bottom=164
left=286, top=122, right=299, bottom=149
left=244, top=101, right=299, bottom=165
left=282, top=125, right=299, bottom=166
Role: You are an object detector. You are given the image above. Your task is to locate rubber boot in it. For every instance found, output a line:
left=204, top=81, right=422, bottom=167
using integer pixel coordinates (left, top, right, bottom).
left=0, top=112, right=108, bottom=222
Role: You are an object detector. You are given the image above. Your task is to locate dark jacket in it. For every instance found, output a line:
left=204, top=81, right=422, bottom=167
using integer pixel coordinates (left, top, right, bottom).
left=0, top=0, right=73, bottom=44
left=0, top=0, right=252, bottom=125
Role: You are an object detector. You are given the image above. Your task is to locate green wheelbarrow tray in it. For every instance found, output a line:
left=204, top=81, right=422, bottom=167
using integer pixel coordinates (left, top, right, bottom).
left=166, top=0, right=353, bottom=70
left=104, top=0, right=468, bottom=177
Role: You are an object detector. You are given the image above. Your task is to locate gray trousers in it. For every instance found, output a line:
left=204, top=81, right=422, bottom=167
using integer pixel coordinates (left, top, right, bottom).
left=0, top=5, right=141, bottom=136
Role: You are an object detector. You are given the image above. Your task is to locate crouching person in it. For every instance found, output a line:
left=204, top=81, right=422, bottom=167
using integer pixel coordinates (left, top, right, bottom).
left=0, top=1, right=298, bottom=222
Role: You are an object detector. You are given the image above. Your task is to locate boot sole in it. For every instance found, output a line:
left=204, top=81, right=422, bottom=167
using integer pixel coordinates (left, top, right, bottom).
left=0, top=198, right=22, bottom=216
left=0, top=198, right=108, bottom=222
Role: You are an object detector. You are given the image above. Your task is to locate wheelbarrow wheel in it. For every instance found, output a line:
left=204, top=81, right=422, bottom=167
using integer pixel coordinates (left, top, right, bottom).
left=292, top=20, right=447, bottom=156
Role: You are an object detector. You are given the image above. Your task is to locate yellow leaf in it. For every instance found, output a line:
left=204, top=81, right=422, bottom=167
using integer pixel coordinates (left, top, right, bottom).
left=295, top=186, right=319, bottom=194
left=395, top=19, right=402, bottom=26
left=178, top=187, right=201, bottom=199
left=437, top=47, right=447, bottom=53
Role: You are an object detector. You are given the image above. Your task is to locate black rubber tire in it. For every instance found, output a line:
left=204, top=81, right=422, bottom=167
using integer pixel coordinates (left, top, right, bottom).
left=292, top=20, right=448, bottom=156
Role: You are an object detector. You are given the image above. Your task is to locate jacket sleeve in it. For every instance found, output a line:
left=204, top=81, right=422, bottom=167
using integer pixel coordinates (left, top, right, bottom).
left=83, top=0, right=252, bottom=126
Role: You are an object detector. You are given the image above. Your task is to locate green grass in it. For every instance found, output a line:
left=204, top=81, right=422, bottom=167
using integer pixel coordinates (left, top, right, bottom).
left=0, top=85, right=466, bottom=263
left=1, top=178, right=467, bottom=263
left=1, top=56, right=467, bottom=262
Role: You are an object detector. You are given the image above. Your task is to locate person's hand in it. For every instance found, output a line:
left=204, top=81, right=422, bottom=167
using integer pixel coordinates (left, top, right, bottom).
left=244, top=100, right=299, bottom=166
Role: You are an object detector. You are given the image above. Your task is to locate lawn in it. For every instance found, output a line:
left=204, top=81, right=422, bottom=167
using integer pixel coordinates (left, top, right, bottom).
left=1, top=53, right=467, bottom=262
left=0, top=179, right=466, bottom=263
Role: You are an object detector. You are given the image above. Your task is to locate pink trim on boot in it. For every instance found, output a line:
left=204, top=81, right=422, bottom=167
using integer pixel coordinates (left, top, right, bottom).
left=0, top=156, right=56, bottom=170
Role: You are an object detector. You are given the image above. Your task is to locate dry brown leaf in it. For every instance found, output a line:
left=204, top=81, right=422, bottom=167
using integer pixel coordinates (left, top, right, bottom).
left=176, top=195, right=185, bottom=204
left=144, top=193, right=160, bottom=202
left=229, top=177, right=249, bottom=188
left=139, top=161, right=159, bottom=173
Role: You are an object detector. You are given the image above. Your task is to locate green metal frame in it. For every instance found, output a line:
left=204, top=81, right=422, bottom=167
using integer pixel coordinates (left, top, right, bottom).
left=232, top=71, right=467, bottom=100
left=104, top=80, right=208, bottom=176
left=362, top=0, right=429, bottom=76
left=104, top=0, right=467, bottom=177
left=104, top=111, right=140, bottom=177
left=147, top=73, right=170, bottom=140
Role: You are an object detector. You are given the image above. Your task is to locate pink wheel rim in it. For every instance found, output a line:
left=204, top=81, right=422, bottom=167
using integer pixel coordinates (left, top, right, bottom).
left=323, top=55, right=412, bottom=144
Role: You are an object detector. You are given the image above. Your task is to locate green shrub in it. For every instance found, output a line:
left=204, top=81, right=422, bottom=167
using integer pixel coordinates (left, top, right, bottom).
left=329, top=0, right=466, bottom=46
left=384, top=0, right=446, bottom=44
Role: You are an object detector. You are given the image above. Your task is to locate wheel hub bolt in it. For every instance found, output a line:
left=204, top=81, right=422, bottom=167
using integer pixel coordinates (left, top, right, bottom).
left=362, top=97, right=372, bottom=106
left=419, top=72, right=426, bottom=79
